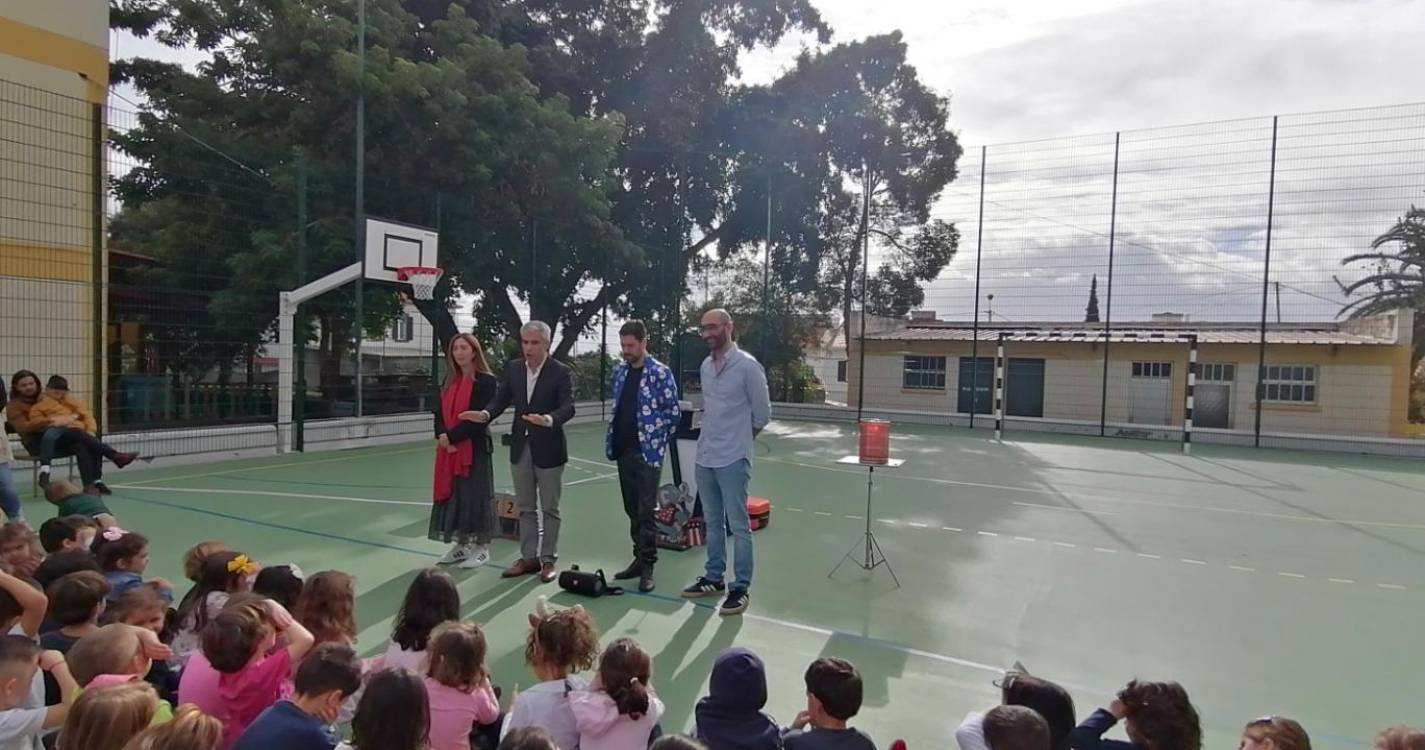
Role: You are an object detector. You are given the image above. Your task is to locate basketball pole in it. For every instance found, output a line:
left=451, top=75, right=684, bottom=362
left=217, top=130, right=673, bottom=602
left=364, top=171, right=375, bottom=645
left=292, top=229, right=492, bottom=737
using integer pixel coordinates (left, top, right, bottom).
left=279, top=262, right=364, bottom=452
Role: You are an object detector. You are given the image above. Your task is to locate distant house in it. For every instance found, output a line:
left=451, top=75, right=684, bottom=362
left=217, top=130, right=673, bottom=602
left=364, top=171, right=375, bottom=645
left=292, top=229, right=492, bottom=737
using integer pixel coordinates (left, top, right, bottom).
left=846, top=309, right=1414, bottom=439
left=805, top=313, right=914, bottom=405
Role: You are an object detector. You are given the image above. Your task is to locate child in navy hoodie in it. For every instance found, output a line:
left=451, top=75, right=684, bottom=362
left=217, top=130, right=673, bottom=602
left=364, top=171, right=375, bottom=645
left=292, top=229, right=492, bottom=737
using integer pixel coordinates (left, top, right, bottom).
left=695, top=648, right=782, bottom=750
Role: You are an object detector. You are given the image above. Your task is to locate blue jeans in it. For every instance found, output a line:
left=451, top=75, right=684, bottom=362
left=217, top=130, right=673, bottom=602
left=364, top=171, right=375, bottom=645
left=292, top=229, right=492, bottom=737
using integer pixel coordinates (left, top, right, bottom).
left=39, top=428, right=65, bottom=464
left=0, top=464, right=21, bottom=523
left=697, top=460, right=753, bottom=591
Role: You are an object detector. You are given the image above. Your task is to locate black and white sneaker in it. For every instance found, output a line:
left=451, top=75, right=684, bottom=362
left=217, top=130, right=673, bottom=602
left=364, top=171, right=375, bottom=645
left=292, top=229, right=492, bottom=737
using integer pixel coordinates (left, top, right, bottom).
left=681, top=577, right=726, bottom=599
left=437, top=543, right=472, bottom=566
left=719, top=588, right=749, bottom=616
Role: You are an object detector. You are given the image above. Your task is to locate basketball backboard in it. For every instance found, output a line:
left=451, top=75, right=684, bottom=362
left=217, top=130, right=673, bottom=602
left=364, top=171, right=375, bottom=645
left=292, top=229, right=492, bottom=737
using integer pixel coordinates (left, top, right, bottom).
left=364, top=217, right=439, bottom=283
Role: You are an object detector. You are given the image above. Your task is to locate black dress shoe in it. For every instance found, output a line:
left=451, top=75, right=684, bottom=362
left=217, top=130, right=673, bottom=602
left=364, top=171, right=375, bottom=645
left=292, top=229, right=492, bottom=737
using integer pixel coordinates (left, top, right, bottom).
left=638, top=569, right=655, bottom=593
left=612, top=561, right=643, bottom=581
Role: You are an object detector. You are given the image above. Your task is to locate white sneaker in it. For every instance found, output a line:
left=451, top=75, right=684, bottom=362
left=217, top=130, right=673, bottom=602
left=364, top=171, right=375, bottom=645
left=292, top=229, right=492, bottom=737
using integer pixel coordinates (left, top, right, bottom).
left=437, top=544, right=471, bottom=565
left=459, top=545, right=491, bottom=569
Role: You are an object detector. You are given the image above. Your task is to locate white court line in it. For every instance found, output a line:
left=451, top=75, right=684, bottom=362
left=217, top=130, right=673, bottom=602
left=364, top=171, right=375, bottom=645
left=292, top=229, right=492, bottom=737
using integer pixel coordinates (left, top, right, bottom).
left=566, top=472, right=618, bottom=487
left=1377, top=583, right=1407, bottom=590
left=846, top=514, right=864, bottom=520
left=1228, top=565, right=1256, bottom=572
left=1180, top=558, right=1207, bottom=565
left=942, top=526, right=962, bottom=532
left=1278, top=572, right=1306, bottom=579
left=908, top=522, right=929, bottom=528
left=1328, top=578, right=1356, bottom=584
left=121, top=445, right=433, bottom=487
left=1012, top=502, right=1120, bottom=516
left=738, top=611, right=1005, bottom=675
left=977, top=531, right=999, bottom=537
left=1094, top=547, right=1116, bottom=553
left=109, top=484, right=428, bottom=506
left=1054, top=542, right=1077, bottom=548
left=785, top=507, right=804, bottom=512
left=1014, top=536, right=1036, bottom=542
left=814, top=511, right=833, bottom=517
left=761, top=456, right=1425, bottom=530
left=1137, top=553, right=1162, bottom=559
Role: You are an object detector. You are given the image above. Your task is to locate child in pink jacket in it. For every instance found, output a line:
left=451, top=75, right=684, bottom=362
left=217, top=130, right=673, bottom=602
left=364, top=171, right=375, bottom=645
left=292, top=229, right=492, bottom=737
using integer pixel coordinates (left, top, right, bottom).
left=571, top=638, right=664, bottom=750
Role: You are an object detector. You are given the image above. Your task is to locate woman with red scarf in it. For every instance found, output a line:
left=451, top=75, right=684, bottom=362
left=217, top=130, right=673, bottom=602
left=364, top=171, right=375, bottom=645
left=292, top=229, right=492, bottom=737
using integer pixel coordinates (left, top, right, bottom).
left=431, top=334, right=499, bottom=569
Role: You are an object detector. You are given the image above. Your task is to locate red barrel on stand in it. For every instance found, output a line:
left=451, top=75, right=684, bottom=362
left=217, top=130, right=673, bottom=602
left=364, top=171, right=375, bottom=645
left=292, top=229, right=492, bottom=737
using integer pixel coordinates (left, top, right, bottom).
left=858, top=419, right=891, bottom=464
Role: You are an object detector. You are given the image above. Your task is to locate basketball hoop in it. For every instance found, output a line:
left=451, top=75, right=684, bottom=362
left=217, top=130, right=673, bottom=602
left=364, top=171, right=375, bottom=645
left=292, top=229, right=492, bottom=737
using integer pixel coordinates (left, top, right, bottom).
left=396, top=266, right=443, bottom=301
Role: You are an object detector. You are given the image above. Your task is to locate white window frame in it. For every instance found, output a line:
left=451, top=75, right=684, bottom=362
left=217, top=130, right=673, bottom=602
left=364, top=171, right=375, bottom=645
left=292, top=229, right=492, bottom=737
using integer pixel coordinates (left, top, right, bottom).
left=392, top=314, right=415, bottom=343
left=1131, top=361, right=1173, bottom=379
left=902, top=355, right=947, bottom=391
left=1261, top=364, right=1317, bottom=404
left=1199, top=363, right=1236, bottom=383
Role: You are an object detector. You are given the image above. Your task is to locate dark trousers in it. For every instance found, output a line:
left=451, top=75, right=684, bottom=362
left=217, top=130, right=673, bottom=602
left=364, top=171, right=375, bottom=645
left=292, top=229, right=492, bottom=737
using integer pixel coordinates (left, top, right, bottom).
left=33, top=428, right=113, bottom=485
left=617, top=451, right=662, bottom=566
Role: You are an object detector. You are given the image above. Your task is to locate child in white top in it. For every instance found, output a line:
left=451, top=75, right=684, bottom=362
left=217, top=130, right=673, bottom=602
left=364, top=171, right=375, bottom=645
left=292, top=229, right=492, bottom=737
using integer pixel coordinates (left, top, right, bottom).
left=501, top=600, right=600, bottom=750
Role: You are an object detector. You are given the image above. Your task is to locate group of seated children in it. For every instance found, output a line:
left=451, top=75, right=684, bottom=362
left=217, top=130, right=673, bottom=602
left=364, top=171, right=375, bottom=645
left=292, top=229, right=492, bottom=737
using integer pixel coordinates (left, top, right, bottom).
left=0, top=491, right=1419, bottom=750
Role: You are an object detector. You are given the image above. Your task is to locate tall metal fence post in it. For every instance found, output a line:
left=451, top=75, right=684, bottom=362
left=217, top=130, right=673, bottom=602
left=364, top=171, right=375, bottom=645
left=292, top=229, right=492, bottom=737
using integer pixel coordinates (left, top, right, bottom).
left=854, top=162, right=871, bottom=422
left=968, top=146, right=987, bottom=429
left=90, top=102, right=105, bottom=436
left=430, top=192, right=443, bottom=432
left=1099, top=132, right=1121, bottom=438
left=1253, top=116, right=1280, bottom=448
left=293, top=156, right=308, bottom=451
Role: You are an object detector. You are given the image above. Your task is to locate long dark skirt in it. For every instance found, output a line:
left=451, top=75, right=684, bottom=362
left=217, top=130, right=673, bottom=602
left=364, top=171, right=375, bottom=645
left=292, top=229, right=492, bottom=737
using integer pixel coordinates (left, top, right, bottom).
left=429, top=453, right=496, bottom=546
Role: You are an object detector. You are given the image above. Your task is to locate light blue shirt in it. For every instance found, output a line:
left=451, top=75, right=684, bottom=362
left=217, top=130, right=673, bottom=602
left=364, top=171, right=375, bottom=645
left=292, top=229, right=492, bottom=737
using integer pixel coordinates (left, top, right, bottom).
left=696, top=344, right=771, bottom=469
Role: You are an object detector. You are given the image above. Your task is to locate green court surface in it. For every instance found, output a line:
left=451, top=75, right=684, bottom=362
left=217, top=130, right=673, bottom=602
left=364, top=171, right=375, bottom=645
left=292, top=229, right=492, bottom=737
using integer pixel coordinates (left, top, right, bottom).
left=36, top=420, right=1425, bottom=750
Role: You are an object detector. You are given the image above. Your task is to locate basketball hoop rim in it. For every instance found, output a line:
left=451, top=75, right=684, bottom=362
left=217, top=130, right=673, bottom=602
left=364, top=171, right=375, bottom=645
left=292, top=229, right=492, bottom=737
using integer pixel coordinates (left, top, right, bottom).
left=395, top=266, right=444, bottom=281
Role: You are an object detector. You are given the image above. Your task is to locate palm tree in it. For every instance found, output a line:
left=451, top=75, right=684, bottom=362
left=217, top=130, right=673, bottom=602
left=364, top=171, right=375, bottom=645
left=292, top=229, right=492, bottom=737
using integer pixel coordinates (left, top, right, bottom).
left=1340, top=206, right=1425, bottom=419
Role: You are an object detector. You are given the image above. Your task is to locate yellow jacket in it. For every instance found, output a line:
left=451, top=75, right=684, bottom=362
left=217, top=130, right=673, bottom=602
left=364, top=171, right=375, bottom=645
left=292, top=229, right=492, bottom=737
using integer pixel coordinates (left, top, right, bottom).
left=28, top=394, right=97, bottom=434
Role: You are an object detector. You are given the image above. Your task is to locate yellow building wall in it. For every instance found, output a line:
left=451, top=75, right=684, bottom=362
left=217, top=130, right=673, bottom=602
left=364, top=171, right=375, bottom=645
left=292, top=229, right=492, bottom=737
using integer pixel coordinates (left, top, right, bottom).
left=849, top=338, right=1412, bottom=438
left=0, top=1, right=108, bottom=419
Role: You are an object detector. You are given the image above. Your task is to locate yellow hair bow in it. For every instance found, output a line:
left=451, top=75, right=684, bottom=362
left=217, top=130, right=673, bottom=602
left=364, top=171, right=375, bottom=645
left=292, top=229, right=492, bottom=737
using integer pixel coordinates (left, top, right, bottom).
left=227, top=554, right=259, bottom=577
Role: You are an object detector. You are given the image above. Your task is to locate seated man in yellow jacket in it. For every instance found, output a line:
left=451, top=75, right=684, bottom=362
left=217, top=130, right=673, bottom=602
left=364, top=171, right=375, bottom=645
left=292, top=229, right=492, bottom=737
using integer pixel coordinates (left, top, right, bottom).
left=21, top=375, right=137, bottom=495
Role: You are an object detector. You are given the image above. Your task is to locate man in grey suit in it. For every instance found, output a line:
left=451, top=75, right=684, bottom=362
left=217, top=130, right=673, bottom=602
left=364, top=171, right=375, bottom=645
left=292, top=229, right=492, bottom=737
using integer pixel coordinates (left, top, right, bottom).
left=467, top=320, right=576, bottom=583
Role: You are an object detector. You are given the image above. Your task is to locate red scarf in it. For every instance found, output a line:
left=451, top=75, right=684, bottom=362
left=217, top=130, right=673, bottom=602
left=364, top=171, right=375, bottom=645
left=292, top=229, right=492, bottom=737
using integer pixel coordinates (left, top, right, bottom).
left=434, top=375, right=475, bottom=504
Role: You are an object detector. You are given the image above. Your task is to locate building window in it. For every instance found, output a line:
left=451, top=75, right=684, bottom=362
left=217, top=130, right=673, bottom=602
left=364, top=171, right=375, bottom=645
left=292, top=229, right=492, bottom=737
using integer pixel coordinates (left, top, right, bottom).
left=392, top=314, right=414, bottom=343
left=1261, top=365, right=1316, bottom=403
left=836, top=360, right=848, bottom=383
left=1199, top=363, right=1235, bottom=382
left=902, top=356, right=947, bottom=390
left=1132, top=361, right=1172, bottom=379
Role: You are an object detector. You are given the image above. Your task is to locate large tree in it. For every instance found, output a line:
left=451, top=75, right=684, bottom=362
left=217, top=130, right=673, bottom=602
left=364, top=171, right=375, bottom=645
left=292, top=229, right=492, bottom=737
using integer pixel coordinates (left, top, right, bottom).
left=109, top=0, right=629, bottom=378
left=759, top=33, right=962, bottom=347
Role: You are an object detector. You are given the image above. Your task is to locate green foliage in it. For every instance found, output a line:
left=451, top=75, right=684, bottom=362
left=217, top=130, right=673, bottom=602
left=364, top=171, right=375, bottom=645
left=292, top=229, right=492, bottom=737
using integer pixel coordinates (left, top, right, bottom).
left=1340, top=205, right=1425, bottom=368
left=108, top=0, right=961, bottom=388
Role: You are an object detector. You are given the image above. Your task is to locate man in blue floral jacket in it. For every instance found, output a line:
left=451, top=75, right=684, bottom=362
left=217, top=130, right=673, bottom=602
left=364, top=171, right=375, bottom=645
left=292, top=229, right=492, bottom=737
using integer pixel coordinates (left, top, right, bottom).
left=605, top=319, right=681, bottom=592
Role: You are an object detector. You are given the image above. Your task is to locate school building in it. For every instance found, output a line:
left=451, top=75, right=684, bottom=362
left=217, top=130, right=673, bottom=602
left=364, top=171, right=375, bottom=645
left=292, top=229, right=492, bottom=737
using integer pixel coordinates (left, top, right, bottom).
left=0, top=1, right=110, bottom=414
left=845, top=309, right=1415, bottom=441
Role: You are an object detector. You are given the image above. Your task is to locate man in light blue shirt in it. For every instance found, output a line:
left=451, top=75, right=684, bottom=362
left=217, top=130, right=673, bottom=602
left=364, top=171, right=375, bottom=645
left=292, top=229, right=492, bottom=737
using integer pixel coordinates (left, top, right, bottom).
left=681, top=308, right=770, bottom=616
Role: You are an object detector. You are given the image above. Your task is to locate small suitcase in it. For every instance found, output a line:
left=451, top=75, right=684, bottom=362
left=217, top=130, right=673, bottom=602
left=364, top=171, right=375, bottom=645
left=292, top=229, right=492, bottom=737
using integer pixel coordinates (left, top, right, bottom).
left=748, top=496, right=772, bottom=531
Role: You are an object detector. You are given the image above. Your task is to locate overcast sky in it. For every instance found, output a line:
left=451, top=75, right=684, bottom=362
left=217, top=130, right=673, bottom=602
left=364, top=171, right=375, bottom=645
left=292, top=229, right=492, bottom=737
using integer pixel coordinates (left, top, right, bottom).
left=740, top=0, right=1425, bottom=146
left=111, top=0, right=1425, bottom=330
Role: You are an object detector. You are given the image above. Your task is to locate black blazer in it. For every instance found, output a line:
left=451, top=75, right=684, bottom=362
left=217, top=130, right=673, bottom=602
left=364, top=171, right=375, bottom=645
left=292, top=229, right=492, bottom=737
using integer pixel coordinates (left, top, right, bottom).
left=435, top=372, right=498, bottom=453
left=486, top=357, right=576, bottom=468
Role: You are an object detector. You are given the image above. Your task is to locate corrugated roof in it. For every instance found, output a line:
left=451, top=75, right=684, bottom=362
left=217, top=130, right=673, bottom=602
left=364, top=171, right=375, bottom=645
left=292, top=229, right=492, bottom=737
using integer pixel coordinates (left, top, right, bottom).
left=864, top=325, right=1393, bottom=346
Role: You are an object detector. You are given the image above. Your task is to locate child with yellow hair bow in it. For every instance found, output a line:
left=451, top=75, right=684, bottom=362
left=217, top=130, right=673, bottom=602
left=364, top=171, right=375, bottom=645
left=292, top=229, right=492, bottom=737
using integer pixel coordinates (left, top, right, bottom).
left=170, top=549, right=262, bottom=668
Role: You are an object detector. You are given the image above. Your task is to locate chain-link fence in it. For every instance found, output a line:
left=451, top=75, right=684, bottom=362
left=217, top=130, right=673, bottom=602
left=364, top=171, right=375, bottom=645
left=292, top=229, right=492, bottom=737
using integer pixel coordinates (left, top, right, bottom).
left=809, top=104, right=1425, bottom=454
left=4, top=73, right=1423, bottom=463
